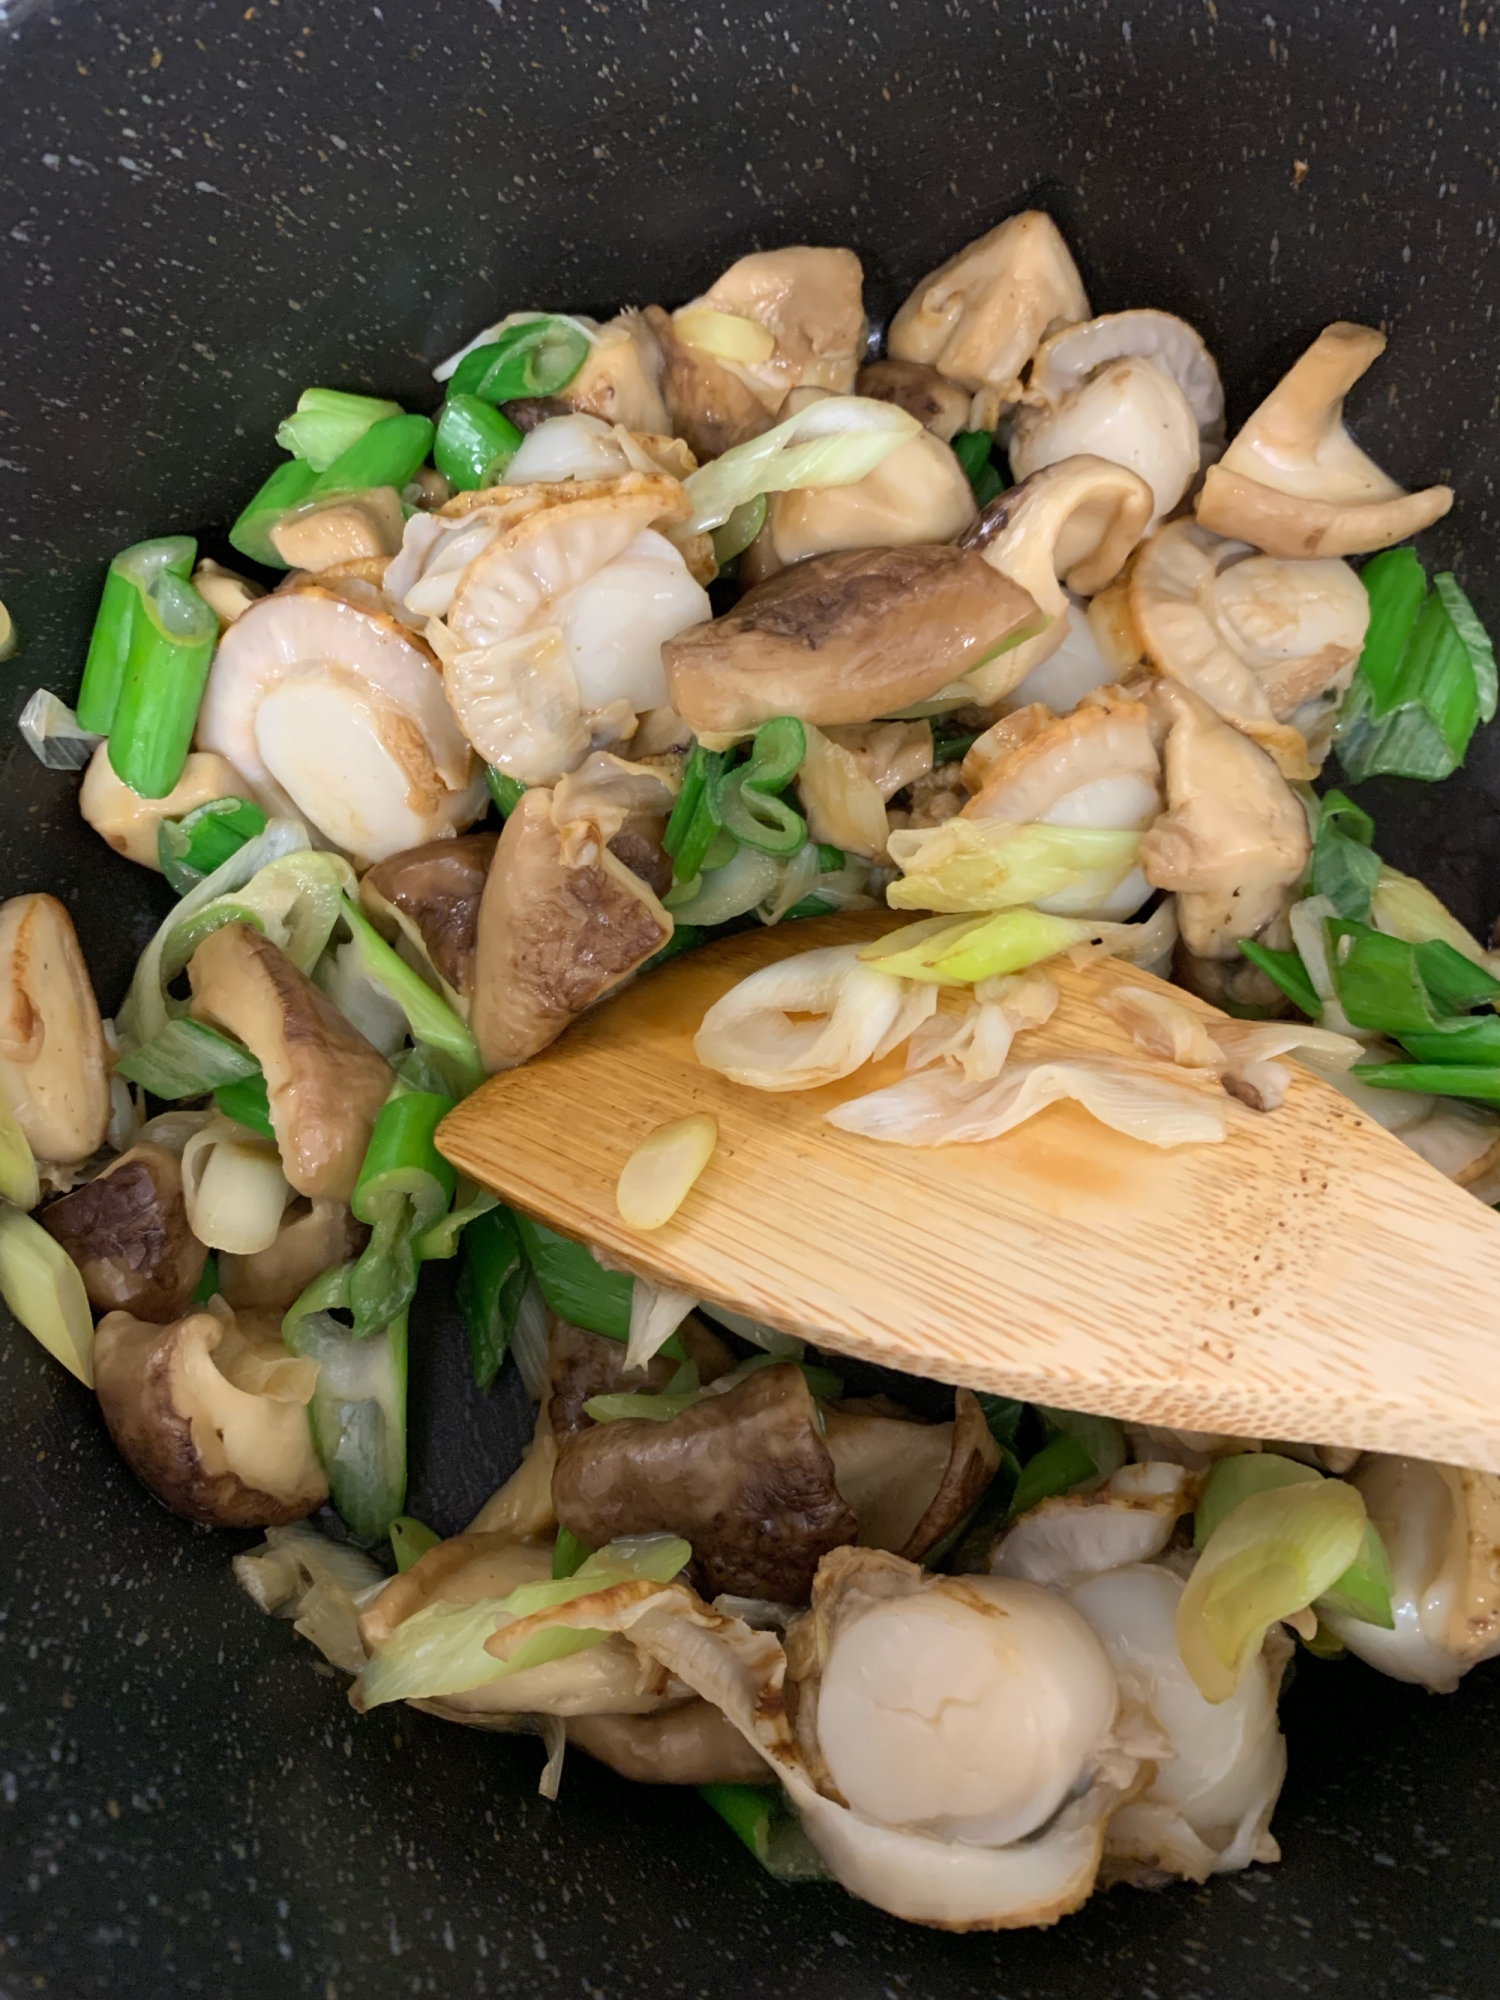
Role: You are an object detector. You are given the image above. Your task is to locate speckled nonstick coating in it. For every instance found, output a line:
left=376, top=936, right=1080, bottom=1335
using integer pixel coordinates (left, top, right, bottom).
left=2, top=2, right=1499, bottom=1995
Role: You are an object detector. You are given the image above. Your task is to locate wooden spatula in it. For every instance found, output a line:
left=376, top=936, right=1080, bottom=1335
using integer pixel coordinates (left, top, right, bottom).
left=438, top=910, right=1500, bottom=1472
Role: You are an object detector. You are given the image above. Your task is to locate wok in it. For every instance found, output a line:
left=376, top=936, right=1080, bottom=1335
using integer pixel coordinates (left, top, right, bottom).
left=2, top=3, right=1498, bottom=1995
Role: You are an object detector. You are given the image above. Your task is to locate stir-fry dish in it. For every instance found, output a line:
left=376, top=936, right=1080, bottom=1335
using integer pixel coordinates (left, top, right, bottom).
left=8, top=210, right=1500, bottom=1933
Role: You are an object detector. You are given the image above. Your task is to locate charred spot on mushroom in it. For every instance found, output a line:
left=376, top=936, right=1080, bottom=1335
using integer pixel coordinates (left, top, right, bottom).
left=663, top=544, right=1042, bottom=734
left=40, top=1142, right=206, bottom=1321
left=551, top=1361, right=858, bottom=1602
left=471, top=789, right=674, bottom=1071
left=93, top=1306, right=327, bottom=1528
left=361, top=832, right=499, bottom=1004
left=188, top=922, right=393, bottom=1201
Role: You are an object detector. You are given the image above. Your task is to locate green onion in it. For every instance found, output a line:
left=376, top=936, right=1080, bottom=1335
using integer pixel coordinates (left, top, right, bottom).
left=717, top=718, right=808, bottom=857
left=486, top=767, right=527, bottom=817
left=0, top=1203, right=95, bottom=1386
left=435, top=395, right=523, bottom=492
left=1238, top=940, right=1320, bottom=1018
left=229, top=459, right=321, bottom=567
left=1177, top=1474, right=1368, bottom=1702
left=454, top=1206, right=527, bottom=1390
left=191, top=1253, right=219, bottom=1305
left=974, top=1392, right=1026, bottom=1450
left=338, top=897, right=484, bottom=1098
left=698, top=1784, right=830, bottom=1883
left=99, top=557, right=219, bottom=801
left=930, top=719, right=979, bottom=767
left=585, top=1359, right=704, bottom=1426
left=951, top=430, right=1004, bottom=508
left=158, top=796, right=268, bottom=896
left=276, top=388, right=405, bottom=473
left=683, top=397, right=920, bottom=534
left=283, top=1264, right=408, bottom=1541
left=77, top=536, right=196, bottom=734
left=348, top=1090, right=458, bottom=1337
left=1396, top=1016, right=1500, bottom=1066
left=1310, top=789, right=1381, bottom=920
left=115, top=1017, right=260, bottom=1098
left=1336, top=550, right=1498, bottom=782
left=861, top=908, right=1098, bottom=985
left=448, top=318, right=590, bottom=404
left=1329, top=920, right=1440, bottom=1032
left=310, top=412, right=435, bottom=502
left=1039, top=1405, right=1124, bottom=1482
left=551, top=1528, right=594, bottom=1580
left=1414, top=938, right=1500, bottom=1013
left=663, top=744, right=730, bottom=884
left=1010, top=1431, right=1096, bottom=1517
left=1351, top=1062, right=1500, bottom=1104
left=1194, top=1452, right=1395, bottom=1632
left=0, top=1093, right=39, bottom=1213
left=511, top=1213, right=645, bottom=1345
left=639, top=923, right=711, bottom=973
left=412, top=1183, right=500, bottom=1262
left=389, top=1514, right=442, bottom=1574
left=213, top=1069, right=275, bottom=1139
left=711, top=494, right=767, bottom=567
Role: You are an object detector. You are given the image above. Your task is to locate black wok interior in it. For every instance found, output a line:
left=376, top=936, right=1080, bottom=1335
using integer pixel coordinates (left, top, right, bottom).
left=3, top=3, right=1499, bottom=1995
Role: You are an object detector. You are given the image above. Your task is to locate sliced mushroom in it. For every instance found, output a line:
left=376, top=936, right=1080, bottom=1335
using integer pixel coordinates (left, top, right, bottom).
left=1129, top=520, right=1367, bottom=776
left=662, top=545, right=1041, bottom=733
left=856, top=359, right=973, bottom=441
left=823, top=1389, right=1001, bottom=1561
left=80, top=744, right=253, bottom=873
left=39, top=1142, right=207, bottom=1321
left=643, top=304, right=778, bottom=461
left=269, top=488, right=407, bottom=571
left=360, top=832, right=499, bottom=1013
left=990, top=1463, right=1194, bottom=1588
left=545, top=1313, right=733, bottom=1443
left=1138, top=682, right=1311, bottom=958
left=1012, top=311, right=1223, bottom=525
left=888, top=211, right=1091, bottom=429
left=0, top=893, right=110, bottom=1166
left=960, top=458, right=1155, bottom=704
left=566, top=1702, right=770, bottom=1785
left=187, top=922, right=393, bottom=1200
left=554, top=310, right=672, bottom=434
left=752, top=425, right=977, bottom=576
left=195, top=587, right=485, bottom=863
left=686, top=245, right=867, bottom=408
left=93, top=1305, right=327, bottom=1527
left=217, top=1197, right=369, bottom=1314
left=551, top=1361, right=858, bottom=1602
left=1195, top=323, right=1454, bottom=557
left=470, top=787, right=672, bottom=1070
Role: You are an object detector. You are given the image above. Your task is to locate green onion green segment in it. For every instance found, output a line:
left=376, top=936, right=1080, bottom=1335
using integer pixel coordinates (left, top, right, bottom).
left=348, top=1089, right=458, bottom=1337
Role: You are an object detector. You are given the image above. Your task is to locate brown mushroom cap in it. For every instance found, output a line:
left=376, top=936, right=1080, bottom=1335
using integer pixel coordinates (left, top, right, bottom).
left=566, top=1702, right=769, bottom=1785
left=470, top=789, right=672, bottom=1071
left=40, top=1142, right=206, bottom=1321
left=856, top=359, right=973, bottom=442
left=361, top=832, right=500, bottom=1003
left=551, top=1361, right=858, bottom=1603
left=643, top=304, right=775, bottom=462
left=662, top=545, right=1043, bottom=734
left=94, top=1306, right=327, bottom=1527
left=187, top=922, right=392, bottom=1201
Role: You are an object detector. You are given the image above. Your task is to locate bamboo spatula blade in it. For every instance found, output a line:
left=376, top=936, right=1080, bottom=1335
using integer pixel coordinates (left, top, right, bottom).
left=438, top=912, right=1500, bottom=1471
